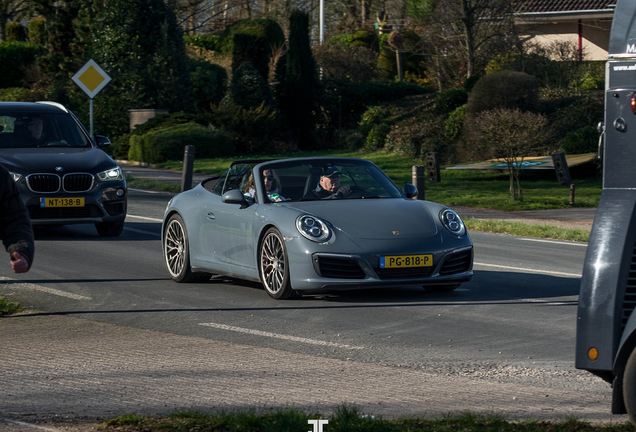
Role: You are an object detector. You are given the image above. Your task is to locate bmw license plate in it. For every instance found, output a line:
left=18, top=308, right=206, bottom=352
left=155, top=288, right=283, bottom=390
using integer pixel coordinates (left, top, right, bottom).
left=380, top=254, right=433, bottom=268
left=40, top=197, right=85, bottom=208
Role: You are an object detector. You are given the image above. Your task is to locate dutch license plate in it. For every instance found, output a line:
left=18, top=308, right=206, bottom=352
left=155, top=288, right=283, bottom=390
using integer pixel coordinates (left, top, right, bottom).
left=40, top=197, right=85, bottom=208
left=380, top=254, right=433, bottom=268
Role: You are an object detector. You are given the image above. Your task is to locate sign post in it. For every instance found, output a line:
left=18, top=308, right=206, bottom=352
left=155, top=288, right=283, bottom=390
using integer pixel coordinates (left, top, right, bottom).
left=71, top=59, right=111, bottom=137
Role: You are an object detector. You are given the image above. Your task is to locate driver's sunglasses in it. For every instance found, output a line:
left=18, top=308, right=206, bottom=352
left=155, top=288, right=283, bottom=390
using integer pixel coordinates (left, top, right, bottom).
left=265, top=176, right=274, bottom=180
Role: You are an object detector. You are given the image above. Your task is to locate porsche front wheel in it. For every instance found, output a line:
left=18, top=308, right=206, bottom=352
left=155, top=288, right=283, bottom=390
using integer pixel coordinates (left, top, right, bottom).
left=259, top=228, right=297, bottom=299
left=164, top=214, right=209, bottom=283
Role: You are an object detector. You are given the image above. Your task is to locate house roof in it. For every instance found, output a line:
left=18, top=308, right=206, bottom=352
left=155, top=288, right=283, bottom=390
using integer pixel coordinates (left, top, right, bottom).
left=516, top=0, right=616, bottom=13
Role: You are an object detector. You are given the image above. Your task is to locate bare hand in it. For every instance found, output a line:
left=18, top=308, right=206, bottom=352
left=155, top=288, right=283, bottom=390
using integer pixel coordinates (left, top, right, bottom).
left=10, top=252, right=29, bottom=273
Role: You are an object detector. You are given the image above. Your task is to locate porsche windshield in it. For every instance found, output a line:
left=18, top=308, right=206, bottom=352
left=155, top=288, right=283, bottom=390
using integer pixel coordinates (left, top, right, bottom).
left=0, top=112, right=91, bottom=149
left=259, top=159, right=403, bottom=202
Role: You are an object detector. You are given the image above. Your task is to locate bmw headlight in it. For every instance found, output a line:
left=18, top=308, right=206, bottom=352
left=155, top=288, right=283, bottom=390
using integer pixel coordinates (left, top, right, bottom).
left=440, top=208, right=466, bottom=237
left=9, top=172, right=21, bottom=182
left=296, top=215, right=332, bottom=242
left=97, top=167, right=123, bottom=181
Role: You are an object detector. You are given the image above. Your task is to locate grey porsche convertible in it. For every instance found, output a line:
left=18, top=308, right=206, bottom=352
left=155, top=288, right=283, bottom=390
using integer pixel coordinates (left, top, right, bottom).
left=162, top=157, right=473, bottom=299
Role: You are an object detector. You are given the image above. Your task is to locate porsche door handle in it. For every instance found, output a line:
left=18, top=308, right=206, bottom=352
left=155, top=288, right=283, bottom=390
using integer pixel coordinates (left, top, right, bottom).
left=207, top=212, right=216, bottom=220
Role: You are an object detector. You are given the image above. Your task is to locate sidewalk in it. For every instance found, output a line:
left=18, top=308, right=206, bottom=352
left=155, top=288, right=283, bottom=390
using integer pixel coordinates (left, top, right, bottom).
left=120, top=163, right=596, bottom=232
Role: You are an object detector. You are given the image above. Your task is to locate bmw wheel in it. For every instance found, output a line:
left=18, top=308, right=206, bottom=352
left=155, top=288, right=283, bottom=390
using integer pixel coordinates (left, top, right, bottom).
left=164, top=214, right=209, bottom=283
left=259, top=227, right=297, bottom=299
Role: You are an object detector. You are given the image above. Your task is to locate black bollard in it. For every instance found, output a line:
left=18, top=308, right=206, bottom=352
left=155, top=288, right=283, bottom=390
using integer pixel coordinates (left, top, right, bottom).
left=181, top=145, right=195, bottom=192
left=412, top=165, right=426, bottom=200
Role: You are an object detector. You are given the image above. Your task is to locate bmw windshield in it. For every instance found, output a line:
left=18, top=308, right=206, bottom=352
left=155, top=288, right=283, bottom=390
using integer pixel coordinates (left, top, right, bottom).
left=0, top=112, right=91, bottom=149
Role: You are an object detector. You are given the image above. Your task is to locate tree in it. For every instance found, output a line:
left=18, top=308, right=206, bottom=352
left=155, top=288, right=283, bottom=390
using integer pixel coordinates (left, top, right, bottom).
left=0, top=0, right=29, bottom=42
left=276, top=10, right=320, bottom=150
left=91, top=0, right=194, bottom=137
left=468, top=108, right=549, bottom=202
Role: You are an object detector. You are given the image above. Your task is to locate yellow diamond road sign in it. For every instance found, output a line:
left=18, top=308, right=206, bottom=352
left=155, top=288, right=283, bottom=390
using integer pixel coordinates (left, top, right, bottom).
left=72, top=59, right=111, bottom=99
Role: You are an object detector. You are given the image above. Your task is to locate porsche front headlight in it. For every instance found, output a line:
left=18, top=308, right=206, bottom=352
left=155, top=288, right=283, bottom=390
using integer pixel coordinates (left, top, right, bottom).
left=296, top=214, right=331, bottom=242
left=440, top=208, right=466, bottom=237
left=97, top=166, right=123, bottom=181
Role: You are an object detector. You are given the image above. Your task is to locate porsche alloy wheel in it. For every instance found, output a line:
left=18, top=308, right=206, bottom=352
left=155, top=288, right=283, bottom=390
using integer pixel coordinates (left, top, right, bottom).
left=164, top=214, right=209, bottom=283
left=260, top=228, right=297, bottom=299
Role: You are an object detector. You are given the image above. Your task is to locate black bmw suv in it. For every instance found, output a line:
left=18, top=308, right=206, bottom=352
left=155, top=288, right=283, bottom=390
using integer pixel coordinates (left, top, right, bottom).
left=0, top=101, right=127, bottom=236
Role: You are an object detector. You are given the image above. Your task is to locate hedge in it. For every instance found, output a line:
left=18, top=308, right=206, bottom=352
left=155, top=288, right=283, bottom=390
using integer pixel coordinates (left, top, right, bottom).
left=0, top=42, right=44, bottom=88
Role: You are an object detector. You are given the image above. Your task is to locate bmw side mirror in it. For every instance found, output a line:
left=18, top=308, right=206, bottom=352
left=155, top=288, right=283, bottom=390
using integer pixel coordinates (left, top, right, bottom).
left=95, top=135, right=111, bottom=147
left=403, top=183, right=418, bottom=199
left=222, top=189, right=249, bottom=208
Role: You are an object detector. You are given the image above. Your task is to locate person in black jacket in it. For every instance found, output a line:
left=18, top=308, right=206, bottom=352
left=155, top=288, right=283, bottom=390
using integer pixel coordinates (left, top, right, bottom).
left=0, top=164, right=34, bottom=273
left=304, top=167, right=352, bottom=200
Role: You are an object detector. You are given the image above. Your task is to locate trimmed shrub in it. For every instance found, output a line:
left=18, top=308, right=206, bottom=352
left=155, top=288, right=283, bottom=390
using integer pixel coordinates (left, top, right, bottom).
left=190, top=59, right=227, bottom=112
left=327, top=34, right=354, bottom=48
left=365, top=123, right=391, bottom=150
left=232, top=33, right=270, bottom=80
left=0, top=42, right=44, bottom=88
left=6, top=22, right=27, bottom=41
left=360, top=106, right=389, bottom=126
left=227, top=62, right=275, bottom=109
left=466, top=71, right=539, bottom=121
left=184, top=34, right=222, bottom=51
left=561, top=125, right=599, bottom=154
left=434, top=89, right=468, bottom=115
left=462, top=75, right=481, bottom=93
left=216, top=19, right=285, bottom=56
left=111, top=112, right=196, bottom=159
left=351, top=29, right=379, bottom=52
left=377, top=30, right=425, bottom=80
left=27, top=16, right=46, bottom=45
left=445, top=104, right=466, bottom=141
left=204, top=101, right=278, bottom=154
left=128, top=123, right=234, bottom=163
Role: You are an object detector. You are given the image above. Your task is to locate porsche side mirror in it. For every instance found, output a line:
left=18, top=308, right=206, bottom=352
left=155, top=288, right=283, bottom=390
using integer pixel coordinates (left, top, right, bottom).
left=222, top=189, right=249, bottom=208
left=95, top=135, right=111, bottom=147
left=402, top=183, right=418, bottom=199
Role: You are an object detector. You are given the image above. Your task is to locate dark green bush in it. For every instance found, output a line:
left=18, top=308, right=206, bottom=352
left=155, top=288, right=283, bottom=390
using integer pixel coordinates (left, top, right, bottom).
left=541, top=93, right=603, bottom=145
left=0, top=87, right=43, bottom=102
left=376, top=30, right=425, bottom=80
left=384, top=112, right=444, bottom=158
left=128, top=123, right=234, bottom=163
left=319, top=78, right=428, bottom=129
left=232, top=33, right=270, bottom=80
left=313, top=44, right=378, bottom=82
left=190, top=59, right=227, bottom=112
left=561, top=125, right=599, bottom=154
left=463, top=75, right=481, bottom=92
left=27, top=16, right=46, bottom=45
left=204, top=101, right=278, bottom=154
left=0, top=42, right=43, bottom=88
left=466, top=71, right=539, bottom=121
left=365, top=123, right=391, bottom=150
left=351, top=29, right=379, bottom=52
left=6, top=22, right=27, bottom=41
left=226, top=62, right=275, bottom=109
left=216, top=19, right=285, bottom=56
left=445, top=104, right=466, bottom=141
left=434, top=89, right=468, bottom=115
left=326, top=34, right=353, bottom=48
left=359, top=106, right=390, bottom=126
left=111, top=112, right=196, bottom=159
left=184, top=34, right=221, bottom=52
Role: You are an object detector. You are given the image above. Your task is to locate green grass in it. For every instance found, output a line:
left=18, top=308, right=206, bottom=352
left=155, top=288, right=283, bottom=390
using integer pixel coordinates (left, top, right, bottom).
left=104, top=407, right=635, bottom=432
left=154, top=149, right=602, bottom=211
left=125, top=175, right=182, bottom=193
left=0, top=297, right=22, bottom=316
left=464, top=219, right=590, bottom=242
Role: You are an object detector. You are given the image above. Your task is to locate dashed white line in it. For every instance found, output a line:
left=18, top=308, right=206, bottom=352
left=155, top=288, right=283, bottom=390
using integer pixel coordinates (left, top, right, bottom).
left=4, top=420, right=66, bottom=432
left=126, top=214, right=163, bottom=222
left=0, top=277, right=91, bottom=300
left=199, top=322, right=364, bottom=349
left=473, top=262, right=581, bottom=278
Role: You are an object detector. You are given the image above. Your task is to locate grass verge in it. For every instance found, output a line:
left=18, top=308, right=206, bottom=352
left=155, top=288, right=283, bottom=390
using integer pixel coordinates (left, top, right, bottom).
left=0, top=296, right=22, bottom=316
left=126, top=175, right=182, bottom=193
left=464, top=219, right=590, bottom=243
left=104, top=407, right=634, bottom=432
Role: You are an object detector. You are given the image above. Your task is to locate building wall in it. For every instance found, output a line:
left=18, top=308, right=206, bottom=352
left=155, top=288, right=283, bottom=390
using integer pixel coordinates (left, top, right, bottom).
left=518, top=19, right=612, bottom=60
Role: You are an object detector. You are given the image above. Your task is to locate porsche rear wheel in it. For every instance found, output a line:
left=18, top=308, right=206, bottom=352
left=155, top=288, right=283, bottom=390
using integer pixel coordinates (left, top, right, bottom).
left=259, top=228, right=297, bottom=299
left=164, top=214, right=209, bottom=283
left=423, top=284, right=460, bottom=292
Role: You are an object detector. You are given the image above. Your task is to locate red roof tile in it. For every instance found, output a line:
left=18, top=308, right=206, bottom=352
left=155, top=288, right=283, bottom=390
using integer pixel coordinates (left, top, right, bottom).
left=516, top=0, right=616, bottom=13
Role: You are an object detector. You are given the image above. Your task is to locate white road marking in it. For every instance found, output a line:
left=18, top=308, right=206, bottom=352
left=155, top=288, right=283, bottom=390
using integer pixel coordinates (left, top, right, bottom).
left=123, top=227, right=161, bottom=237
left=517, top=238, right=588, bottom=247
left=127, top=188, right=165, bottom=194
left=5, top=420, right=66, bottom=432
left=0, top=277, right=91, bottom=300
left=126, top=214, right=163, bottom=222
left=199, top=322, right=364, bottom=349
left=473, top=262, right=581, bottom=278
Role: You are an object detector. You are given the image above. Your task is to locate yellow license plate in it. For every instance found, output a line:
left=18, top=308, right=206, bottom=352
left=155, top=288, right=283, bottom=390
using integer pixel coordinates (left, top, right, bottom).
left=40, top=197, right=85, bottom=208
left=380, top=254, right=433, bottom=268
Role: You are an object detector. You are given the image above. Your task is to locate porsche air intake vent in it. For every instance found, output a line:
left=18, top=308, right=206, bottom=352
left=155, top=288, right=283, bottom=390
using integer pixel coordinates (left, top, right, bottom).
left=316, top=256, right=365, bottom=279
left=439, top=249, right=472, bottom=275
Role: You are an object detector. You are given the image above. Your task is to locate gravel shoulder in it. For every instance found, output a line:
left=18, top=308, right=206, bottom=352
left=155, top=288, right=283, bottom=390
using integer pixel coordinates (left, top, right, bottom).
left=0, top=314, right=626, bottom=427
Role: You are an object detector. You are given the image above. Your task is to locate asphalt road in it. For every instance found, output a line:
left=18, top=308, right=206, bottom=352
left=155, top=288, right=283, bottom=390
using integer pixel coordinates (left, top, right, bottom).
left=0, top=188, right=618, bottom=423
